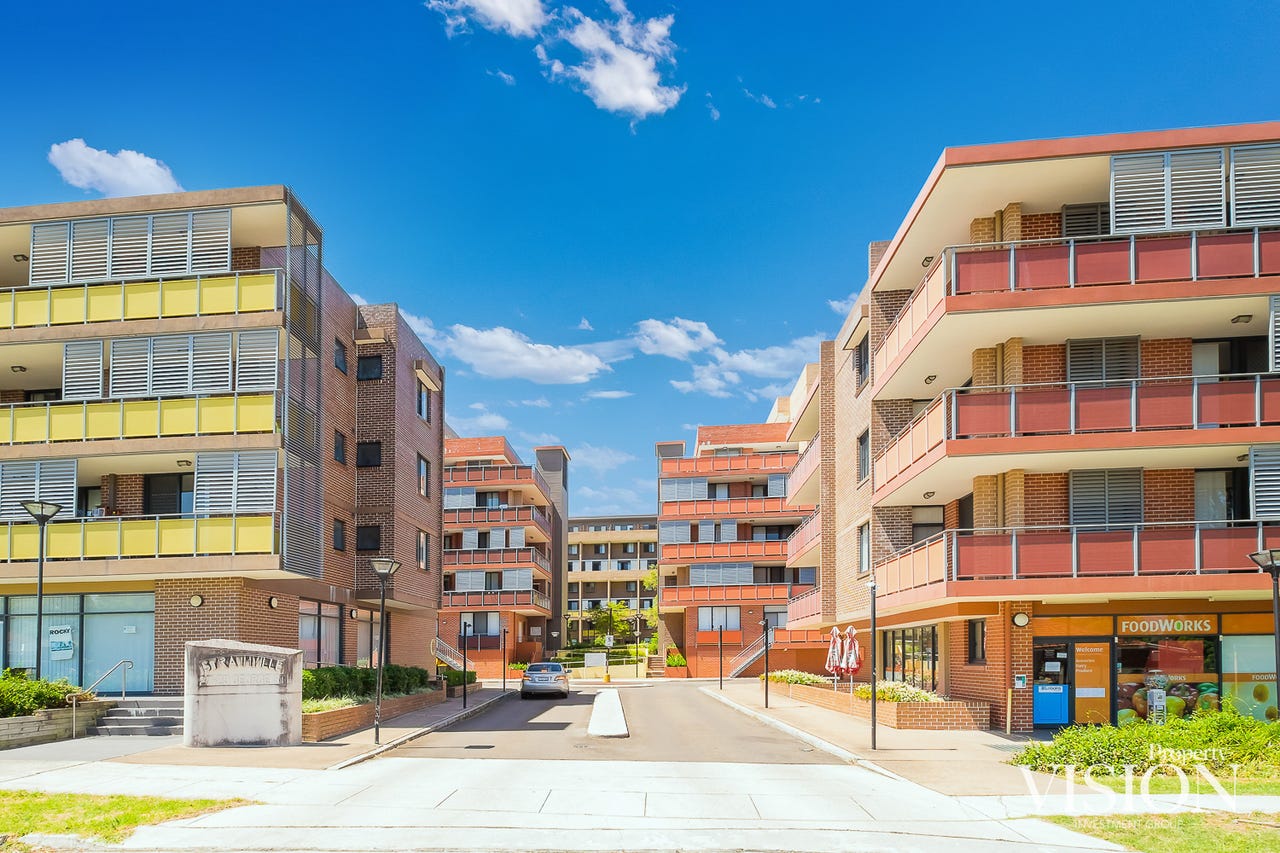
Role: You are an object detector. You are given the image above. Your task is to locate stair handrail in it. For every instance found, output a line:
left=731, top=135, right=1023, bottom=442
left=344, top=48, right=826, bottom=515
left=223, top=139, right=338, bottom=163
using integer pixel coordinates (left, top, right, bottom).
left=431, top=636, right=465, bottom=671
left=70, top=659, right=134, bottom=739
left=728, top=630, right=773, bottom=678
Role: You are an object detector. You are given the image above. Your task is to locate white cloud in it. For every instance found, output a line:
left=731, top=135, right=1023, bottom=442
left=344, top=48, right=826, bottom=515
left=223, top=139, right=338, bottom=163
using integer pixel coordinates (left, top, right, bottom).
left=520, top=430, right=560, bottom=444
left=633, top=317, right=721, bottom=361
left=488, top=68, right=517, bottom=85
left=514, top=397, right=551, bottom=407
left=670, top=362, right=738, bottom=398
left=705, top=91, right=720, bottom=121
left=537, top=0, right=684, bottom=122
left=426, top=0, right=547, bottom=37
left=575, top=484, right=651, bottom=515
left=741, top=84, right=776, bottom=109
left=584, top=389, right=632, bottom=399
left=828, top=293, right=856, bottom=314
left=672, top=334, right=824, bottom=399
left=570, top=443, right=637, bottom=474
left=445, top=324, right=609, bottom=383
left=577, top=317, right=594, bottom=331
left=446, top=403, right=511, bottom=435
left=349, top=292, right=370, bottom=307
left=48, top=139, right=183, bottom=198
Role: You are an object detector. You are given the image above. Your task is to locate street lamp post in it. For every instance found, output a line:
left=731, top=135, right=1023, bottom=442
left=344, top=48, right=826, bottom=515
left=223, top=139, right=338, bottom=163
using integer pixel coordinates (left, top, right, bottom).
left=718, top=625, right=724, bottom=690
left=635, top=615, right=642, bottom=678
left=461, top=621, right=470, bottom=710
left=759, top=619, right=771, bottom=708
left=868, top=576, right=879, bottom=751
left=22, top=500, right=62, bottom=681
left=501, top=627, right=509, bottom=693
left=1248, top=550, right=1280, bottom=706
left=368, top=558, right=400, bottom=746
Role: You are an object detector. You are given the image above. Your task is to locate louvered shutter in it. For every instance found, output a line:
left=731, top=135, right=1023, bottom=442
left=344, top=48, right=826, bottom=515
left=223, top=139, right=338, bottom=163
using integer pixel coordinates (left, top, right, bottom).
left=70, top=219, right=109, bottom=282
left=0, top=462, right=37, bottom=521
left=1070, top=469, right=1142, bottom=526
left=29, top=223, right=70, bottom=285
left=194, top=452, right=236, bottom=514
left=1253, top=446, right=1280, bottom=520
left=698, top=521, right=716, bottom=543
left=109, top=216, right=149, bottom=278
left=34, top=460, right=77, bottom=517
left=1232, top=145, right=1280, bottom=227
left=490, top=528, right=507, bottom=549
left=659, top=521, right=690, bottom=544
left=455, top=570, right=482, bottom=591
left=1106, top=469, right=1143, bottom=525
left=1271, top=296, right=1280, bottom=372
left=1068, top=338, right=1139, bottom=382
left=727, top=563, right=753, bottom=585
left=149, top=213, right=190, bottom=276
left=1169, top=149, right=1226, bottom=230
left=503, top=568, right=531, bottom=590
left=443, top=487, right=474, bottom=510
left=690, top=478, right=708, bottom=500
left=461, top=528, right=479, bottom=550
left=1103, top=339, right=1140, bottom=380
left=192, top=334, right=232, bottom=393
left=109, top=338, right=151, bottom=397
left=689, top=565, right=710, bottom=586
left=231, top=450, right=277, bottom=512
left=62, top=341, right=103, bottom=401
left=767, top=474, right=787, bottom=497
left=1112, top=153, right=1168, bottom=234
left=659, top=479, right=677, bottom=502
left=1062, top=203, right=1110, bottom=238
left=1069, top=470, right=1108, bottom=526
left=190, top=210, right=231, bottom=272
left=719, top=520, right=738, bottom=542
left=150, top=335, right=191, bottom=396
left=508, top=526, right=525, bottom=547
left=235, top=329, right=278, bottom=391
left=674, top=478, right=693, bottom=501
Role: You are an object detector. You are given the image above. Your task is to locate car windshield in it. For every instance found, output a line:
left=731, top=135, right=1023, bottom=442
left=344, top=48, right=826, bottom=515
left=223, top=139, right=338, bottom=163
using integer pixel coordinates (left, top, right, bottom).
left=526, top=663, right=562, bottom=673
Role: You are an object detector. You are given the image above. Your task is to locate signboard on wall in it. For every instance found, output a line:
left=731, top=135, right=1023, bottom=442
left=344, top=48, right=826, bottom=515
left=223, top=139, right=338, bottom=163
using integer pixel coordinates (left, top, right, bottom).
left=48, top=625, right=74, bottom=661
left=1116, top=615, right=1218, bottom=635
left=1073, top=643, right=1111, bottom=724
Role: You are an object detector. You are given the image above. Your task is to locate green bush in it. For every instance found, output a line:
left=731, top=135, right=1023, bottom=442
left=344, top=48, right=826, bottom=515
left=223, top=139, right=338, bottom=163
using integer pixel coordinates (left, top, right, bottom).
left=665, top=652, right=687, bottom=667
left=1011, top=710, right=1280, bottom=774
left=0, top=669, right=82, bottom=718
left=852, top=682, right=943, bottom=703
left=508, top=662, right=529, bottom=671
left=646, top=636, right=658, bottom=655
left=301, top=665, right=431, bottom=700
left=441, top=668, right=477, bottom=687
left=761, top=669, right=829, bottom=686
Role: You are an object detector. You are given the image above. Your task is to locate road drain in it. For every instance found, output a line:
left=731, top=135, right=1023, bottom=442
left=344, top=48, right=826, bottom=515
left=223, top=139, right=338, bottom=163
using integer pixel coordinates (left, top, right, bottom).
left=464, top=744, right=495, bottom=750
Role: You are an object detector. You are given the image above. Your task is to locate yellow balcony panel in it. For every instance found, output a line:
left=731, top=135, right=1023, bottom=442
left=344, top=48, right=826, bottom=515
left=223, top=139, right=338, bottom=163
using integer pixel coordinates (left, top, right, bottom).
left=238, top=274, right=277, bottom=313
left=123, top=280, right=160, bottom=319
left=196, top=517, right=235, bottom=555
left=86, top=284, right=123, bottom=323
left=157, top=518, right=195, bottom=555
left=235, top=516, right=275, bottom=553
left=84, top=522, right=121, bottom=559
left=120, top=520, right=158, bottom=556
left=48, top=406, right=83, bottom=442
left=49, top=288, right=86, bottom=325
left=198, top=396, right=235, bottom=433
left=84, top=403, right=122, bottom=439
left=13, top=290, right=49, bottom=328
left=199, top=276, right=238, bottom=314
left=159, top=398, right=197, bottom=436
left=0, top=292, right=13, bottom=328
left=46, top=525, right=83, bottom=560
left=12, top=408, right=47, bottom=443
left=10, top=526, right=37, bottom=562
left=121, top=400, right=158, bottom=438
left=160, top=278, right=198, bottom=318
left=236, top=394, right=275, bottom=432
left=0, top=409, right=13, bottom=444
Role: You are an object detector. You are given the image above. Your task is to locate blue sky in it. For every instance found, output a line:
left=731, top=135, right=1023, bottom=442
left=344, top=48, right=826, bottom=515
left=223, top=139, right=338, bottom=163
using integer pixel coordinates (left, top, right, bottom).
left=4, top=1, right=1280, bottom=515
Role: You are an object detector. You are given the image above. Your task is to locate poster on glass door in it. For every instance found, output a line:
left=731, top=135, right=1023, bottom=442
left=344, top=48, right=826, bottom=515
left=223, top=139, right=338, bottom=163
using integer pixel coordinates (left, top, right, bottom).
left=48, top=625, right=74, bottom=661
left=1222, top=636, right=1277, bottom=721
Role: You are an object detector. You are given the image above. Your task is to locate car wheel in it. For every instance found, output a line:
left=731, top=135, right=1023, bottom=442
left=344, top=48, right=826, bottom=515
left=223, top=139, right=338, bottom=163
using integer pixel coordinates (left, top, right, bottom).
left=520, top=693, right=530, bottom=700
left=561, top=691, right=570, bottom=699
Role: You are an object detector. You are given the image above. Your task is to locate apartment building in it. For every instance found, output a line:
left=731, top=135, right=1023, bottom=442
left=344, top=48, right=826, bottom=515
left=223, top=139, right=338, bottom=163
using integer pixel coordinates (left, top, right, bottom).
left=789, top=121, right=1280, bottom=730
left=439, top=437, right=568, bottom=676
left=565, top=514, right=658, bottom=644
left=0, top=186, right=445, bottom=694
left=655, top=424, right=827, bottom=678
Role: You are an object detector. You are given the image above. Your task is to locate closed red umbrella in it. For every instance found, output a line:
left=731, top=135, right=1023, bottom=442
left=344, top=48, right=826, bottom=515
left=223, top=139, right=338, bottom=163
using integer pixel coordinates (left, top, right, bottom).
left=824, top=626, right=842, bottom=676
left=841, top=626, right=862, bottom=676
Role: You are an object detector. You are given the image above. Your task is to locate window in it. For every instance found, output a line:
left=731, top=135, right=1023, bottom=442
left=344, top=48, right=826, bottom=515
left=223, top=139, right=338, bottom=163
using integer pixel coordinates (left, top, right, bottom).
left=417, top=455, right=430, bottom=498
left=594, top=544, right=606, bottom=555
left=334, top=340, right=348, bottom=374
left=333, top=520, right=346, bottom=551
left=299, top=601, right=341, bottom=667
left=356, top=525, right=381, bottom=551
left=623, top=543, right=636, bottom=554
left=1069, top=469, right=1143, bottom=527
left=752, top=484, right=767, bottom=497
left=855, top=334, right=869, bottom=387
left=334, top=431, right=346, bottom=464
left=857, top=522, right=870, bottom=574
left=356, top=441, right=382, bottom=467
left=417, top=530, right=429, bottom=571
left=144, top=473, right=193, bottom=516
left=882, top=625, right=939, bottom=692
left=416, top=381, right=431, bottom=421
left=1111, top=149, right=1225, bottom=234
left=459, top=611, right=500, bottom=636
left=752, top=525, right=795, bottom=541
left=697, top=605, right=741, bottom=631
left=710, top=482, right=730, bottom=499
left=1062, top=203, right=1110, bottom=238
left=857, top=431, right=870, bottom=482
left=1066, top=338, right=1140, bottom=383
left=356, top=355, right=382, bottom=380
left=911, top=506, right=944, bottom=543
left=351, top=607, right=383, bottom=668
left=568, top=545, right=579, bottom=556
left=643, top=542, right=655, bottom=554
left=967, top=619, right=987, bottom=664
left=26, top=389, right=60, bottom=403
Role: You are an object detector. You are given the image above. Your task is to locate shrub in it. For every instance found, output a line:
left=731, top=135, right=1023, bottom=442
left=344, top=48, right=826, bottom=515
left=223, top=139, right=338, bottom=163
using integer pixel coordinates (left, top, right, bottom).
left=508, top=662, right=529, bottom=671
left=852, top=682, right=943, bottom=703
left=302, top=665, right=432, bottom=700
left=761, top=669, right=828, bottom=686
left=441, top=668, right=477, bottom=688
left=646, top=636, right=659, bottom=655
left=665, top=652, right=687, bottom=667
left=0, top=670, right=82, bottom=718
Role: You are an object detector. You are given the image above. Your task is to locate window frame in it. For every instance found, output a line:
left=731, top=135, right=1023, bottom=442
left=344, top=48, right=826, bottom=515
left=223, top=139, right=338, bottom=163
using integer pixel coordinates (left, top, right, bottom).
left=334, top=340, right=348, bottom=374
left=356, top=354, right=383, bottom=380
left=333, top=431, right=347, bottom=465
left=356, top=525, right=381, bottom=551
left=333, top=519, right=346, bottom=551
left=417, top=455, right=430, bottom=498
left=856, top=430, right=870, bottom=483
left=855, top=334, right=870, bottom=388
left=356, top=441, right=383, bottom=468
left=967, top=618, right=987, bottom=664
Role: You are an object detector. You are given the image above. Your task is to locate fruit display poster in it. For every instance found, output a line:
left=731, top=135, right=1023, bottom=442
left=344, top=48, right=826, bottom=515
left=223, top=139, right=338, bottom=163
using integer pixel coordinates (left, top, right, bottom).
left=1222, top=635, right=1278, bottom=722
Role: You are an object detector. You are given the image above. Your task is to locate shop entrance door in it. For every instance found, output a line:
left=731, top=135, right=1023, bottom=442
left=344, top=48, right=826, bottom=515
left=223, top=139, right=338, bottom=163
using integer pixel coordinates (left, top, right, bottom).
left=1033, top=642, right=1070, bottom=726
left=1072, top=642, right=1111, bottom=724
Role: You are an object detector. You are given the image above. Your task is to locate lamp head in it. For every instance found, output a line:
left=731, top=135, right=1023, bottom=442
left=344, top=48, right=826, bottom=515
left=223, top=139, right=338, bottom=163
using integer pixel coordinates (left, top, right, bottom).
left=22, top=500, right=63, bottom=524
left=369, top=557, right=400, bottom=580
left=1249, top=550, right=1280, bottom=573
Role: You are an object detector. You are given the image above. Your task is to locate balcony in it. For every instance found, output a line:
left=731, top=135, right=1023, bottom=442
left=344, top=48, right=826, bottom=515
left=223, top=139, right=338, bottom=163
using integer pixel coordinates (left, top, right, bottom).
left=873, top=520, right=1280, bottom=605
left=444, top=464, right=551, bottom=501
left=443, top=547, right=552, bottom=575
left=786, top=510, right=821, bottom=565
left=786, top=436, right=820, bottom=507
left=441, top=589, right=551, bottom=614
left=0, top=392, right=276, bottom=445
left=658, top=582, right=802, bottom=610
left=873, top=226, right=1280, bottom=396
left=659, top=452, right=797, bottom=477
left=443, top=505, right=552, bottom=540
left=785, top=586, right=824, bottom=629
left=0, top=512, right=276, bottom=565
left=659, top=496, right=803, bottom=520
left=660, top=539, right=788, bottom=563
left=0, top=270, right=280, bottom=332
left=874, top=374, right=1280, bottom=503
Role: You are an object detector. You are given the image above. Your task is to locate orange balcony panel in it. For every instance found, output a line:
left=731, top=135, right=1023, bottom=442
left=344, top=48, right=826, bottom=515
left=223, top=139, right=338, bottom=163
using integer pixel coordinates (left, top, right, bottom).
left=443, top=547, right=552, bottom=576
left=659, top=496, right=803, bottom=520
left=786, top=510, right=821, bottom=565
left=785, top=586, right=824, bottom=628
left=659, top=452, right=798, bottom=477
left=786, top=435, right=820, bottom=506
left=440, top=589, right=550, bottom=614
left=443, top=505, right=552, bottom=539
left=662, top=540, right=788, bottom=562
left=659, top=583, right=797, bottom=609
left=771, top=628, right=828, bottom=646
left=444, top=464, right=551, bottom=501
left=696, top=630, right=743, bottom=644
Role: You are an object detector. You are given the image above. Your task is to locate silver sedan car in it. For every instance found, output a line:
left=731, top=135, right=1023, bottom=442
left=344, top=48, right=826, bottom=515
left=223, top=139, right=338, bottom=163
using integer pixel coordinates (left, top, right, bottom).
left=520, top=662, right=570, bottom=699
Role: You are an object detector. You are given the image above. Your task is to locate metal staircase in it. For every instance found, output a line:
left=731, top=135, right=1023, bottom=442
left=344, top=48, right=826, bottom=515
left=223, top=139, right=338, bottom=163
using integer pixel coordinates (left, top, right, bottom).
left=728, top=629, right=774, bottom=678
left=431, top=636, right=465, bottom=670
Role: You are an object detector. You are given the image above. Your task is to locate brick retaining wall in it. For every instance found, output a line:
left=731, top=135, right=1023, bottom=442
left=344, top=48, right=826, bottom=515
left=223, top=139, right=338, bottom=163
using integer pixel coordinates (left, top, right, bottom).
left=780, top=682, right=990, bottom=730
left=302, top=690, right=445, bottom=742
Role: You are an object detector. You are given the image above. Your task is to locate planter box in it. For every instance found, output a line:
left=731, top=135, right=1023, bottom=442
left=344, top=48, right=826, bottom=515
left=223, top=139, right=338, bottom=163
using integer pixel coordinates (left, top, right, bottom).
left=664, top=666, right=689, bottom=678
left=0, top=700, right=115, bottom=750
left=447, top=682, right=484, bottom=699
left=778, top=682, right=990, bottom=730
left=506, top=669, right=526, bottom=680
left=302, top=690, right=445, bottom=743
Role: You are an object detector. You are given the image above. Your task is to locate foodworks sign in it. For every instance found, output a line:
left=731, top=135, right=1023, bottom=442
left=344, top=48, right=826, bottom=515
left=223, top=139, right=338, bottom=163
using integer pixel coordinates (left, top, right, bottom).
left=1117, top=615, right=1217, bottom=635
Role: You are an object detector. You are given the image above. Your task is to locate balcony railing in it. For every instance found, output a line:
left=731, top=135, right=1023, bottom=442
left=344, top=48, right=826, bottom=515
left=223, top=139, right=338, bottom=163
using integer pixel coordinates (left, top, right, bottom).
left=443, top=547, right=552, bottom=573
left=659, top=496, right=799, bottom=519
left=874, top=519, right=1280, bottom=595
left=875, top=373, right=1280, bottom=490
left=786, top=510, right=822, bottom=563
left=0, top=512, right=277, bottom=562
left=0, top=270, right=281, bottom=330
left=873, top=225, right=1280, bottom=381
left=444, top=464, right=550, bottom=498
left=443, top=504, right=551, bottom=534
left=441, top=589, right=551, bottom=611
left=659, top=582, right=802, bottom=607
left=660, top=539, right=789, bottom=561
left=785, top=586, right=823, bottom=627
left=786, top=435, right=821, bottom=500
left=0, top=392, right=276, bottom=445
left=659, top=452, right=798, bottom=477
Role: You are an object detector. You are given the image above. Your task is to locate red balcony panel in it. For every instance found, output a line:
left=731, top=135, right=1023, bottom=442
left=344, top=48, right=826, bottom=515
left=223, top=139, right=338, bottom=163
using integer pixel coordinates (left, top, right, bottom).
left=1015, top=243, right=1071, bottom=289
left=1198, top=380, right=1258, bottom=426
left=1016, top=532, right=1073, bottom=576
left=1138, top=527, right=1198, bottom=573
left=1201, top=527, right=1269, bottom=571
left=1261, top=230, right=1280, bottom=273
left=955, top=393, right=1010, bottom=436
left=954, top=250, right=1010, bottom=294
left=1136, top=381, right=1194, bottom=429
left=1135, top=236, right=1192, bottom=283
left=1074, top=241, right=1130, bottom=286
left=696, top=630, right=742, bottom=644
left=1076, top=531, right=1133, bottom=574
left=1074, top=386, right=1131, bottom=431
left=1198, top=232, right=1256, bottom=279
left=1016, top=388, right=1071, bottom=434
left=955, top=534, right=1012, bottom=579
left=1262, top=379, right=1280, bottom=422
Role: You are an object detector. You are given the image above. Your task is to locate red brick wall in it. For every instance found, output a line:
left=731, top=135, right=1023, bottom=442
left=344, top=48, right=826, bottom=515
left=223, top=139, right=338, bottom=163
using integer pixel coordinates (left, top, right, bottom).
left=945, top=600, right=1034, bottom=730
left=1021, top=213, right=1061, bottom=241
left=781, top=682, right=990, bottom=730
left=1141, top=338, right=1193, bottom=378
left=1143, top=469, right=1195, bottom=523
left=231, top=246, right=262, bottom=271
left=1024, top=473, right=1069, bottom=526
left=1024, top=344, right=1066, bottom=384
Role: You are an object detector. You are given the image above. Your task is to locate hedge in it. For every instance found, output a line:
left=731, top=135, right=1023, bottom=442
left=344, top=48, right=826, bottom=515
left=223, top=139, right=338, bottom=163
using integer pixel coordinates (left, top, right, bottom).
left=0, top=668, right=83, bottom=718
left=301, top=665, right=435, bottom=700
left=441, top=668, right=477, bottom=688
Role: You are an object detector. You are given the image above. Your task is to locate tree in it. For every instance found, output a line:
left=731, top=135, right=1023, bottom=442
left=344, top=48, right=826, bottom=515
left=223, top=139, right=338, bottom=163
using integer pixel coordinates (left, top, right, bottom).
left=590, top=601, right=637, bottom=641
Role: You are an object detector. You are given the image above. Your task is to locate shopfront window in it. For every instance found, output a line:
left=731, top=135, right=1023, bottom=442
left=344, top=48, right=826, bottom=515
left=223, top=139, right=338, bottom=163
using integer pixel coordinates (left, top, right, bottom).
left=1222, top=635, right=1276, bottom=722
left=1115, top=633, right=1218, bottom=723
left=881, top=625, right=937, bottom=692
left=3, top=593, right=154, bottom=691
left=298, top=600, right=341, bottom=667
left=352, top=608, right=383, bottom=668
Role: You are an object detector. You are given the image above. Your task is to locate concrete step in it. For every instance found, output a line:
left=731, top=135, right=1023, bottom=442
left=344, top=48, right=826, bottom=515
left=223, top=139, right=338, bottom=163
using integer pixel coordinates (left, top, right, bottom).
left=100, top=712, right=183, bottom=725
left=88, top=717, right=184, bottom=736
left=87, top=724, right=183, bottom=737
left=102, top=707, right=182, bottom=719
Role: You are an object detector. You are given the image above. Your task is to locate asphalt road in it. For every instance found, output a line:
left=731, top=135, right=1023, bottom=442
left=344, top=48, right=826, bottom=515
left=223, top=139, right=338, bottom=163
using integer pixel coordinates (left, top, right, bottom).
left=388, top=680, right=842, bottom=764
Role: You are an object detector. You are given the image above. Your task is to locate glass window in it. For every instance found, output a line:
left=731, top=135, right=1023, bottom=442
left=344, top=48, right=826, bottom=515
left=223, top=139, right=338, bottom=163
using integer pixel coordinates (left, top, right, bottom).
left=356, top=525, right=381, bottom=551
left=77, top=486, right=103, bottom=518
left=858, top=523, right=870, bottom=573
left=697, top=606, right=740, bottom=631
left=417, top=530, right=429, bottom=570
left=143, top=473, right=193, bottom=516
left=416, top=381, right=431, bottom=421
left=855, top=335, right=869, bottom=387
left=356, top=355, right=382, bottom=380
left=299, top=600, right=341, bottom=667
left=912, top=506, right=945, bottom=543
left=353, top=608, right=381, bottom=668
left=418, top=456, right=429, bottom=498
left=334, top=340, right=348, bottom=374
left=334, top=431, right=346, bottom=464
left=1222, top=636, right=1273, bottom=722
left=333, top=519, right=346, bottom=551
left=356, top=442, right=382, bottom=467
left=967, top=619, right=986, bottom=664
left=857, top=431, right=870, bottom=482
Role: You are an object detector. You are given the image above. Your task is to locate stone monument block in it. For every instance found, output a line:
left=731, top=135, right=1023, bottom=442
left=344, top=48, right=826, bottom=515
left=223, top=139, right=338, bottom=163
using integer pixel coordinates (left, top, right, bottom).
left=184, top=639, right=302, bottom=747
